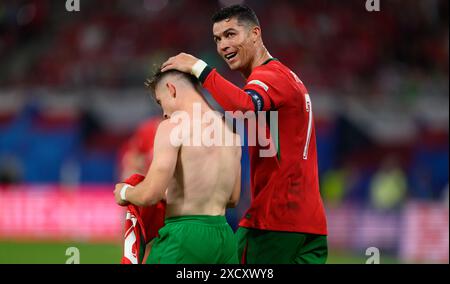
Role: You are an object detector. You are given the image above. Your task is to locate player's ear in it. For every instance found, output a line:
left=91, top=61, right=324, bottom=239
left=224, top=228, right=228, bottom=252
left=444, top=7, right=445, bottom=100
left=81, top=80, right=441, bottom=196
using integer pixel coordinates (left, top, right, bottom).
left=166, top=82, right=177, bottom=98
left=251, top=26, right=261, bottom=43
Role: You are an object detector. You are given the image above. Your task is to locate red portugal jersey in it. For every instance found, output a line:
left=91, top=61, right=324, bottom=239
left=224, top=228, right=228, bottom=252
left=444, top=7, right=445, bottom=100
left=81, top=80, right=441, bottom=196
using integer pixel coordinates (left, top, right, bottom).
left=200, top=59, right=327, bottom=235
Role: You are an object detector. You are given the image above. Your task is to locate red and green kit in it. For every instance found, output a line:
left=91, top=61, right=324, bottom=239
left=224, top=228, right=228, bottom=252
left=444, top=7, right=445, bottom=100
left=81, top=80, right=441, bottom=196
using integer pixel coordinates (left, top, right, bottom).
left=199, top=59, right=328, bottom=263
left=200, top=58, right=327, bottom=235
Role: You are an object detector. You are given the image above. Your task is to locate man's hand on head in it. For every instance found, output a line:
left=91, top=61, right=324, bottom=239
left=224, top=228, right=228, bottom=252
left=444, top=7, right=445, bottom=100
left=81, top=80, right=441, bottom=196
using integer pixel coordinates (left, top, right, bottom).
left=161, top=53, right=200, bottom=74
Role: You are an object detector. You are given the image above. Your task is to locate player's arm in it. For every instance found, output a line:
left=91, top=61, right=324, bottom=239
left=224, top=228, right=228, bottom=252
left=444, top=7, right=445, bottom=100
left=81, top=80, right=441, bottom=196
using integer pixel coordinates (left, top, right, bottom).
left=161, top=53, right=272, bottom=112
left=201, top=67, right=271, bottom=112
left=114, top=120, right=179, bottom=207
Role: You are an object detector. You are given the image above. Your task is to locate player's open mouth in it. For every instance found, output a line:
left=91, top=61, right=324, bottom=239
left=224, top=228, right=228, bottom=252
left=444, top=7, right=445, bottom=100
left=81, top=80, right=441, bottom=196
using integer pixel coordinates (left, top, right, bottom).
left=225, top=52, right=237, bottom=61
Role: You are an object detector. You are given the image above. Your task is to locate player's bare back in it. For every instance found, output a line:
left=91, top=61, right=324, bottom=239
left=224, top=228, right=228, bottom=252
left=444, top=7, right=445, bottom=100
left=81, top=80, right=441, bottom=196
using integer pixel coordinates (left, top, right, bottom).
left=165, top=111, right=241, bottom=217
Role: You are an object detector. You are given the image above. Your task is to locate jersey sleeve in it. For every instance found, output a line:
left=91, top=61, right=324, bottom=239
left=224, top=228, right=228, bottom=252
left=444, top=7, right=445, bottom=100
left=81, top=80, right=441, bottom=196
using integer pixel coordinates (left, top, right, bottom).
left=199, top=66, right=273, bottom=112
left=244, top=68, right=286, bottom=110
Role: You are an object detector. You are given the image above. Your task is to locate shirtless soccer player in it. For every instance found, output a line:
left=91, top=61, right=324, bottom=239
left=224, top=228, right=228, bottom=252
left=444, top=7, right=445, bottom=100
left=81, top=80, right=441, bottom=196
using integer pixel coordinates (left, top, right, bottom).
left=114, top=70, right=242, bottom=264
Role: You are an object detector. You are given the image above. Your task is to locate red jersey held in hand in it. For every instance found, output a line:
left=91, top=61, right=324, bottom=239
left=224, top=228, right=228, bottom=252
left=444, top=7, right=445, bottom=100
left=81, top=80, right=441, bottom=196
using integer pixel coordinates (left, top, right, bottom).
left=121, top=174, right=166, bottom=264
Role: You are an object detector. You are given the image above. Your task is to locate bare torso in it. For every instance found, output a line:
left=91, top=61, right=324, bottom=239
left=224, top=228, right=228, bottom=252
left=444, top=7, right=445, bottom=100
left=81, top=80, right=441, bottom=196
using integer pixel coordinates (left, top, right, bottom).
left=165, top=109, right=241, bottom=217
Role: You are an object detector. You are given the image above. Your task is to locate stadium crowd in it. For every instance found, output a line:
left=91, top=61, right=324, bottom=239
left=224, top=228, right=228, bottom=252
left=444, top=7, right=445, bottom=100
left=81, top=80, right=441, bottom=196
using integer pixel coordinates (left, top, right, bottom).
left=0, top=0, right=448, bottom=211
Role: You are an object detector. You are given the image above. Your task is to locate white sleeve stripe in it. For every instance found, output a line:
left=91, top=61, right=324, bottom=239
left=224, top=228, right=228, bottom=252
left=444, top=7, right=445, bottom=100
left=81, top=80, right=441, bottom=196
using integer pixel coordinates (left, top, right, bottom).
left=248, top=80, right=269, bottom=92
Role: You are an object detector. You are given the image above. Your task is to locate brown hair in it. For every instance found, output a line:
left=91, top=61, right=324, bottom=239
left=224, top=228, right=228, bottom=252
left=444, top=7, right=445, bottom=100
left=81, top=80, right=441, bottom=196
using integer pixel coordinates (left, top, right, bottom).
left=144, top=68, right=200, bottom=98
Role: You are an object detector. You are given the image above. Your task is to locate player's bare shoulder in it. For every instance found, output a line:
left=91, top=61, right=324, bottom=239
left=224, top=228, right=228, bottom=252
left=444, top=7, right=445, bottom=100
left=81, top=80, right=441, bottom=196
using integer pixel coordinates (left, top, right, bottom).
left=155, top=119, right=174, bottom=138
left=155, top=114, right=190, bottom=148
left=153, top=118, right=182, bottom=149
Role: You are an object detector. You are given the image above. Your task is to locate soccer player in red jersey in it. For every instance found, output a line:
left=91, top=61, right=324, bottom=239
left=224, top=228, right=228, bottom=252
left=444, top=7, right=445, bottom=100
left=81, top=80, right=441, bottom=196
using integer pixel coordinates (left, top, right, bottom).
left=161, top=4, right=328, bottom=264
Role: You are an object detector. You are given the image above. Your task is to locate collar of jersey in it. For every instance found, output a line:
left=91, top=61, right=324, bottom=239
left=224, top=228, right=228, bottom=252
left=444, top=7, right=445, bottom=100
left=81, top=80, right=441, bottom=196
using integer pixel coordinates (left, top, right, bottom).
left=261, top=58, right=278, bottom=66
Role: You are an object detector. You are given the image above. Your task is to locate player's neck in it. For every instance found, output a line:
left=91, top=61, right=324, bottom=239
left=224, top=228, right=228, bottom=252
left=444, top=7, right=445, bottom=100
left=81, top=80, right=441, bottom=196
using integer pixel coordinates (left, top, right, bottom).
left=241, top=46, right=272, bottom=79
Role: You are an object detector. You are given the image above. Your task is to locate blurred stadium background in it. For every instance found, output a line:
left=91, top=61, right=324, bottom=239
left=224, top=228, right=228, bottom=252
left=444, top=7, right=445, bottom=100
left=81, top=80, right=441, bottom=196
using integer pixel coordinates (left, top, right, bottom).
left=0, top=0, right=448, bottom=264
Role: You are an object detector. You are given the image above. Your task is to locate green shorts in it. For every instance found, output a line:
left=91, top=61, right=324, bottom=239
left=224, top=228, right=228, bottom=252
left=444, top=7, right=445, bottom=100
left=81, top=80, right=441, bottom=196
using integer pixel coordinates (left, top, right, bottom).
left=236, top=227, right=328, bottom=264
left=146, top=215, right=238, bottom=264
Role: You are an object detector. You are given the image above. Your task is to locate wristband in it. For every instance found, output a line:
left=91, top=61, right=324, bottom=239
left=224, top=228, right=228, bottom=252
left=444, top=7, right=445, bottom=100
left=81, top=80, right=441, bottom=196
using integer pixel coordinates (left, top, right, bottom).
left=120, top=184, right=133, bottom=201
left=191, top=59, right=208, bottom=78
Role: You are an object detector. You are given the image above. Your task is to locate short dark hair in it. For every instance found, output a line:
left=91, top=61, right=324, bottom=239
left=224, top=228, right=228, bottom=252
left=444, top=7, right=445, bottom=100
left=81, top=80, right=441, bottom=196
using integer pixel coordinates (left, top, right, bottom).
left=212, top=4, right=260, bottom=27
left=144, top=68, right=199, bottom=97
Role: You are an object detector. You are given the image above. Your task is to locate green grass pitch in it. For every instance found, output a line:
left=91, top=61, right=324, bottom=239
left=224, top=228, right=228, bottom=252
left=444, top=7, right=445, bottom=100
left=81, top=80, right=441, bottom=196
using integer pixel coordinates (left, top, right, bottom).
left=0, top=240, right=399, bottom=264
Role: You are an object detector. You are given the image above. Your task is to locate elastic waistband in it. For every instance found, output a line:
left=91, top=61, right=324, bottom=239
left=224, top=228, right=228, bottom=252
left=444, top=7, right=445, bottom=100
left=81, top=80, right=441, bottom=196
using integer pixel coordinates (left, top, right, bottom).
left=165, top=215, right=228, bottom=226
